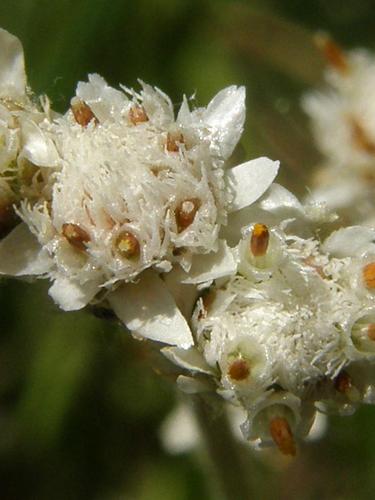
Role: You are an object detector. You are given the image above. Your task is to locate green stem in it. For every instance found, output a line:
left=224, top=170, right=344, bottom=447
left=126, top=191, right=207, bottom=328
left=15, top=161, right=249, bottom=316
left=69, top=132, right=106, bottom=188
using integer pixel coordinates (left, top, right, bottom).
left=192, top=395, right=253, bottom=500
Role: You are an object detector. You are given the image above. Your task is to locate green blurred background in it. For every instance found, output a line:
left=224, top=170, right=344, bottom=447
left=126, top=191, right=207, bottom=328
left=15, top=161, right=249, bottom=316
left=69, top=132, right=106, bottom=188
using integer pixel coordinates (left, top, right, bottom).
left=1, top=1, right=375, bottom=499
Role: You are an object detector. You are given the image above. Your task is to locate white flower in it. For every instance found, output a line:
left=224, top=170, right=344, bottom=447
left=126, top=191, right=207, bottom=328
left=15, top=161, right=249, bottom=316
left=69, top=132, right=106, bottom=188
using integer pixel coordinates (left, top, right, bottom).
left=302, top=35, right=375, bottom=224
left=0, top=73, right=278, bottom=303
left=165, top=185, right=375, bottom=453
left=0, top=29, right=56, bottom=236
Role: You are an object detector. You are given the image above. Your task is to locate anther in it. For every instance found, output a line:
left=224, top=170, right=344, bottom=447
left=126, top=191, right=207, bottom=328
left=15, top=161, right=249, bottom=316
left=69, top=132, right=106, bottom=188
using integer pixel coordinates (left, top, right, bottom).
left=228, top=358, right=250, bottom=381
left=350, top=118, right=375, bottom=155
left=334, top=371, right=360, bottom=402
left=314, top=33, right=349, bottom=74
left=71, top=98, right=98, bottom=127
left=166, top=132, right=184, bottom=152
left=129, top=105, right=148, bottom=125
left=250, top=223, right=269, bottom=257
left=62, top=223, right=90, bottom=251
left=176, top=198, right=200, bottom=233
left=363, top=262, right=375, bottom=289
left=269, top=417, right=296, bottom=456
left=116, top=231, right=140, bottom=259
left=368, top=324, right=375, bottom=341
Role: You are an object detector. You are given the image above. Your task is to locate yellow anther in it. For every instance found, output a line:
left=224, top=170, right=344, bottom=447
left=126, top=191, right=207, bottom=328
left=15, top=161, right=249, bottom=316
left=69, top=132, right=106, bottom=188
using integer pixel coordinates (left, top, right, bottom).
left=116, top=231, right=140, bottom=259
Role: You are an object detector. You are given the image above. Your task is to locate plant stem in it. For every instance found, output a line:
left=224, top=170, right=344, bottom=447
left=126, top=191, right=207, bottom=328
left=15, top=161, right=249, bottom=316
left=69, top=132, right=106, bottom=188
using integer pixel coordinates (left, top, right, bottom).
left=192, top=395, right=253, bottom=500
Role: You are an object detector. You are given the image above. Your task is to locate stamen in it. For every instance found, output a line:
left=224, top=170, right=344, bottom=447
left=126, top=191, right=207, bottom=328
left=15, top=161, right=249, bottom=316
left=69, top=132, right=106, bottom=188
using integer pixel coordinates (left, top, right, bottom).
left=368, top=324, right=375, bottom=341
left=314, top=33, right=349, bottom=74
left=71, top=98, right=98, bottom=127
left=166, top=132, right=184, bottom=152
left=62, top=223, right=90, bottom=251
left=250, top=223, right=269, bottom=257
left=129, top=105, right=148, bottom=125
left=116, top=231, right=140, bottom=259
left=350, top=118, right=375, bottom=155
left=269, top=417, right=296, bottom=456
left=228, top=358, right=250, bottom=381
left=334, top=371, right=360, bottom=402
left=176, top=198, right=200, bottom=232
left=363, top=262, right=375, bottom=289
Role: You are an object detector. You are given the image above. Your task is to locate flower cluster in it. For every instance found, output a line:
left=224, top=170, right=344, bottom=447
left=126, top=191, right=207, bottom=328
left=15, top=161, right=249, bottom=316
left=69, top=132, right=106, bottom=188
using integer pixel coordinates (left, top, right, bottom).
left=163, top=186, right=375, bottom=454
left=2, top=28, right=375, bottom=457
left=303, top=34, right=375, bottom=225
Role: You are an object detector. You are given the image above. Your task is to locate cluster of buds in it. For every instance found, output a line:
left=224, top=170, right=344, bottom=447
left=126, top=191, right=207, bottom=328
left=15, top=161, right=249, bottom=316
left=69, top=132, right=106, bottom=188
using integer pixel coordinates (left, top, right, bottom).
left=2, top=27, right=375, bottom=457
left=303, top=33, right=375, bottom=226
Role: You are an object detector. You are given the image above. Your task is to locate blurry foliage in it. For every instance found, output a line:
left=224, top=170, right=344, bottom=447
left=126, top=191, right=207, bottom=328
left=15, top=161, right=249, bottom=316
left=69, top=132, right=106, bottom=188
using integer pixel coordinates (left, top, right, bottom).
left=1, top=0, right=375, bottom=498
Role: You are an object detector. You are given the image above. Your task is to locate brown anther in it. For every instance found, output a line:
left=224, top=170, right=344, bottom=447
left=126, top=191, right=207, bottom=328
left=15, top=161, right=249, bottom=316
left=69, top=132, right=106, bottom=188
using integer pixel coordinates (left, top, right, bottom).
left=228, top=358, right=250, bottom=381
left=198, top=290, right=216, bottom=319
left=303, top=256, right=326, bottom=278
left=116, top=231, right=140, bottom=259
left=368, top=324, right=375, bottom=341
left=250, top=223, right=269, bottom=257
left=269, top=417, right=296, bottom=456
left=350, top=118, right=375, bottom=155
left=129, top=105, right=148, bottom=125
left=363, top=262, right=375, bottom=289
left=71, top=98, right=98, bottom=127
left=62, top=223, right=90, bottom=251
left=334, top=371, right=352, bottom=394
left=314, top=33, right=348, bottom=74
left=175, top=198, right=200, bottom=233
left=166, top=132, right=184, bottom=152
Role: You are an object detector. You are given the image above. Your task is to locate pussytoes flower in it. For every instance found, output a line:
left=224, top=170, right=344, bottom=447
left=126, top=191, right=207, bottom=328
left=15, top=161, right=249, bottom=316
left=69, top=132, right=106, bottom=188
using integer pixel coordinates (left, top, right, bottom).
left=163, top=185, right=375, bottom=454
left=0, top=29, right=279, bottom=349
left=303, top=34, right=375, bottom=225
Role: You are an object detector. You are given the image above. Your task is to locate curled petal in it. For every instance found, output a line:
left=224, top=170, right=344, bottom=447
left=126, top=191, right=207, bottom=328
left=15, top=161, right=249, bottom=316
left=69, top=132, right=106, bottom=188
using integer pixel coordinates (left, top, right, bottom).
left=204, top=85, right=246, bottom=159
left=108, top=270, right=193, bottom=348
left=322, top=226, right=375, bottom=258
left=162, top=346, right=214, bottom=374
left=0, top=223, right=50, bottom=276
left=227, top=157, right=279, bottom=212
left=182, top=240, right=237, bottom=284
left=48, top=275, right=101, bottom=311
left=0, top=28, right=26, bottom=98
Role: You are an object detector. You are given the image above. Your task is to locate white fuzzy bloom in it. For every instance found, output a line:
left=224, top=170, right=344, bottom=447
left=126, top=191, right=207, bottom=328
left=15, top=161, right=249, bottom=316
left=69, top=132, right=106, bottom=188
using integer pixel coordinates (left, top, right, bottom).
left=303, top=39, right=375, bottom=225
left=164, top=186, right=375, bottom=453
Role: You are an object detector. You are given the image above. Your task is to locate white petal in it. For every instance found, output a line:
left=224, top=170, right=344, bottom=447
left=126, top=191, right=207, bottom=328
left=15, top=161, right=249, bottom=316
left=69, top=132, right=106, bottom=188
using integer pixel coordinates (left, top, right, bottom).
left=227, top=157, right=279, bottom=212
left=182, top=240, right=237, bottom=284
left=21, top=120, right=60, bottom=167
left=107, top=270, right=193, bottom=348
left=162, top=267, right=198, bottom=319
left=259, top=183, right=303, bottom=213
left=177, top=375, right=211, bottom=394
left=322, top=226, right=375, bottom=257
left=204, top=85, right=246, bottom=159
left=0, top=223, right=50, bottom=276
left=0, top=28, right=26, bottom=98
left=48, top=276, right=100, bottom=311
left=162, top=347, right=213, bottom=374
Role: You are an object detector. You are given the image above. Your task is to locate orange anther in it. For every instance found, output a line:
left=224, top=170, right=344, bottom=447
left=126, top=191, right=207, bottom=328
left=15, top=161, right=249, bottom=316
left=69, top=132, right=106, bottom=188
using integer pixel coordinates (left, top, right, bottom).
left=363, top=262, right=375, bottom=289
left=228, top=359, right=250, bottom=381
left=314, top=33, right=348, bottom=74
left=62, top=223, right=90, bottom=251
left=116, top=231, right=140, bottom=259
left=250, top=223, right=269, bottom=257
left=71, top=99, right=98, bottom=127
left=175, top=198, right=200, bottom=233
left=129, top=105, right=148, bottom=125
left=269, top=417, right=296, bottom=456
